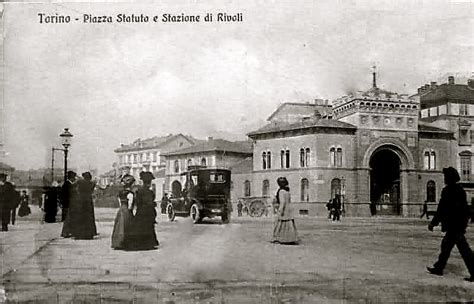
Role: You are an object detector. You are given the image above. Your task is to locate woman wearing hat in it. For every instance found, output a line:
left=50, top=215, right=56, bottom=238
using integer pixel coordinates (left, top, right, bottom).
left=272, top=177, right=299, bottom=244
left=129, top=171, right=159, bottom=250
left=111, top=174, right=136, bottom=250
left=72, top=172, right=97, bottom=240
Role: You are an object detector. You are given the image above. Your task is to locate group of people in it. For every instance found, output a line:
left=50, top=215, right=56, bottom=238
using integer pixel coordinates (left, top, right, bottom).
left=111, top=171, right=159, bottom=251
left=326, top=194, right=343, bottom=221
left=0, top=173, right=31, bottom=232
left=60, top=171, right=98, bottom=240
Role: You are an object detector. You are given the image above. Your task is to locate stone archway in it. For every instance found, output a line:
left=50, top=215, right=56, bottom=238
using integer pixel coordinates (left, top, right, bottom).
left=370, top=149, right=401, bottom=215
left=362, top=138, right=415, bottom=216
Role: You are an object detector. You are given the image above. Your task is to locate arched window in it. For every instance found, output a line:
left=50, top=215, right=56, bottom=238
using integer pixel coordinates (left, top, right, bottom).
left=187, top=159, right=192, bottom=168
left=280, top=150, right=285, bottom=168
left=244, top=180, right=251, bottom=197
left=424, top=151, right=430, bottom=169
left=305, top=148, right=310, bottom=167
left=426, top=180, right=436, bottom=202
left=430, top=151, right=436, bottom=170
left=336, top=148, right=343, bottom=167
left=460, top=151, right=472, bottom=181
left=174, top=160, right=179, bottom=173
left=201, top=157, right=207, bottom=166
left=331, top=178, right=341, bottom=199
left=285, top=149, right=290, bottom=168
left=300, top=148, right=305, bottom=167
left=267, top=152, right=272, bottom=169
left=262, top=179, right=270, bottom=196
left=262, top=152, right=267, bottom=170
left=330, top=147, right=336, bottom=166
left=301, top=178, right=309, bottom=202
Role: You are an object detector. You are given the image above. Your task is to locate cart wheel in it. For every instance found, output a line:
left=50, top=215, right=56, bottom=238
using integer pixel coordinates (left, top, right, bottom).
left=249, top=200, right=265, bottom=217
left=167, top=204, right=175, bottom=222
left=190, top=204, right=201, bottom=224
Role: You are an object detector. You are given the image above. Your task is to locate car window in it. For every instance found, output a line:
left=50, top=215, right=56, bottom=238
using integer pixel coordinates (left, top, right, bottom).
left=210, top=173, right=226, bottom=183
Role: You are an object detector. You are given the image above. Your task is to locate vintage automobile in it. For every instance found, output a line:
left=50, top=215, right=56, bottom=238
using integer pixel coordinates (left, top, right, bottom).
left=166, top=167, right=232, bottom=224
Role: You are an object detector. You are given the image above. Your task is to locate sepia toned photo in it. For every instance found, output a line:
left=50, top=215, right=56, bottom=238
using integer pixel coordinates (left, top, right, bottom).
left=1, top=0, right=474, bottom=302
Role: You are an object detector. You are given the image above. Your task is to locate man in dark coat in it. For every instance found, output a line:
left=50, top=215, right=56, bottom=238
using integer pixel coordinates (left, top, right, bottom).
left=427, top=167, right=474, bottom=282
left=60, top=171, right=77, bottom=222
left=0, top=173, right=15, bottom=231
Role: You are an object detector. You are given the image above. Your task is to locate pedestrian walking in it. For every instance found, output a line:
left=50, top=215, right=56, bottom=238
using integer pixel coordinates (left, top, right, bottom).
left=111, top=174, right=135, bottom=250
left=9, top=185, right=20, bottom=225
left=43, top=182, right=59, bottom=223
left=18, top=190, right=31, bottom=217
left=237, top=200, right=243, bottom=217
left=129, top=172, right=159, bottom=250
left=326, top=199, right=333, bottom=219
left=332, top=194, right=342, bottom=221
left=271, top=177, right=299, bottom=245
left=160, top=193, right=169, bottom=215
left=0, top=173, right=15, bottom=231
left=70, top=172, right=98, bottom=240
left=60, top=171, right=77, bottom=222
left=420, top=200, right=430, bottom=219
left=427, top=167, right=474, bottom=282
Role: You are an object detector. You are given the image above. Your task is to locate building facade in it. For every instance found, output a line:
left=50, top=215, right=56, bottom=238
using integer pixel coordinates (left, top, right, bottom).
left=163, top=138, right=252, bottom=197
left=248, top=81, right=455, bottom=217
left=419, top=75, right=474, bottom=201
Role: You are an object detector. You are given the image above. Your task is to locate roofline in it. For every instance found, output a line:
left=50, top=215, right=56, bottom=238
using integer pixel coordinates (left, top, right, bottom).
left=164, top=148, right=253, bottom=157
left=247, top=123, right=357, bottom=138
left=114, top=134, right=195, bottom=153
left=266, top=102, right=331, bottom=121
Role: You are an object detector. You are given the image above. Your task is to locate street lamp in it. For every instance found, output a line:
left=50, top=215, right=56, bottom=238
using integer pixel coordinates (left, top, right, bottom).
left=60, top=128, right=73, bottom=183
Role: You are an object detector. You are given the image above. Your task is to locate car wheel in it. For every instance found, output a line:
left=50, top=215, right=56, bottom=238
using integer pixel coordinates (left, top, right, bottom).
left=167, top=204, right=175, bottom=222
left=190, top=204, right=201, bottom=224
left=222, top=210, right=231, bottom=224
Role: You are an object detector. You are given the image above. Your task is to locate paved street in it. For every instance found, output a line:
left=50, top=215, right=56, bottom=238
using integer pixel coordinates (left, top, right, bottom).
left=1, top=208, right=474, bottom=303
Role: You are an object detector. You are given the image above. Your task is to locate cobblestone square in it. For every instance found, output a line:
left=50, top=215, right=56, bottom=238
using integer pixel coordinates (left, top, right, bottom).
left=1, top=208, right=474, bottom=303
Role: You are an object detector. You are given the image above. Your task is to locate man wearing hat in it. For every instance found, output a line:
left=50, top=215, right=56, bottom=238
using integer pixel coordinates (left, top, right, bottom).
left=60, top=171, right=77, bottom=222
left=427, top=167, right=474, bottom=282
left=0, top=173, right=16, bottom=231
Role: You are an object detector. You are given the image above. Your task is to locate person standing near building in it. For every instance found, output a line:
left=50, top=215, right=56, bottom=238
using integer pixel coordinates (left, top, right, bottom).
left=43, top=182, right=59, bottom=223
left=271, top=177, right=299, bottom=245
left=420, top=200, right=430, bottom=219
left=427, top=167, right=474, bottom=282
left=60, top=171, right=77, bottom=222
left=332, top=194, right=342, bottom=222
left=9, top=185, right=20, bottom=225
left=0, top=173, right=15, bottom=231
left=160, top=193, right=169, bottom=215
left=237, top=200, right=243, bottom=217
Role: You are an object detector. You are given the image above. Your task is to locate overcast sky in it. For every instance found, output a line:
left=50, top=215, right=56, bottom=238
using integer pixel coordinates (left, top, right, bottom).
left=2, top=0, right=473, bottom=173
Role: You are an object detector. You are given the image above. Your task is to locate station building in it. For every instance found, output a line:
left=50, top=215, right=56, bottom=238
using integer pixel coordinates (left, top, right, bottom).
left=247, top=78, right=455, bottom=217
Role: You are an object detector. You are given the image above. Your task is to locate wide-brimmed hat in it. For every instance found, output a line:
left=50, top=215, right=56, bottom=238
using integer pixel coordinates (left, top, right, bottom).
left=82, top=172, right=92, bottom=180
left=277, top=176, right=289, bottom=188
left=121, top=174, right=135, bottom=186
left=443, top=167, right=460, bottom=184
left=67, top=171, right=77, bottom=179
left=139, top=171, right=155, bottom=182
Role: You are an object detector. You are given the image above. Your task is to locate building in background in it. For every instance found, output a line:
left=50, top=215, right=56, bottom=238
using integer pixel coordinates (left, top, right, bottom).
left=419, top=75, right=474, bottom=201
left=163, top=138, right=253, bottom=197
left=248, top=73, right=454, bottom=217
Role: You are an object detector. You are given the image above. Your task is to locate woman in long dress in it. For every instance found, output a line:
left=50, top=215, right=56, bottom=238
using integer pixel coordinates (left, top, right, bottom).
left=72, top=172, right=98, bottom=240
left=129, top=171, right=159, bottom=250
left=43, top=183, right=59, bottom=223
left=272, top=177, right=299, bottom=244
left=111, top=174, right=135, bottom=250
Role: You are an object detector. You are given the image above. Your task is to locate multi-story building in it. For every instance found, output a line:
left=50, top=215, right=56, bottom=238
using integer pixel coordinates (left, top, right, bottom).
left=163, top=138, right=252, bottom=196
left=114, top=134, right=197, bottom=178
left=419, top=75, right=474, bottom=200
left=247, top=76, right=454, bottom=217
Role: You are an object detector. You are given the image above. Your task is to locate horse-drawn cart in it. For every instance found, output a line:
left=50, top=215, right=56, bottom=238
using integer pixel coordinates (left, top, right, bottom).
left=237, top=196, right=274, bottom=217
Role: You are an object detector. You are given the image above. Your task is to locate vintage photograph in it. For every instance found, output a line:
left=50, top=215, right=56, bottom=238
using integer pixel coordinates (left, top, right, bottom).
left=1, top=0, right=474, bottom=302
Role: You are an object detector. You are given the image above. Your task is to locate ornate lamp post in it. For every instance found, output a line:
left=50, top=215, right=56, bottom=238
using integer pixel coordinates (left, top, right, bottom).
left=59, top=128, right=73, bottom=183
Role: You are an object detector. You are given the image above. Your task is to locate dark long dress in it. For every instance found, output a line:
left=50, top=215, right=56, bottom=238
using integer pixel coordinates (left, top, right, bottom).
left=61, top=182, right=79, bottom=237
left=129, top=186, right=159, bottom=250
left=111, top=189, right=134, bottom=250
left=72, top=180, right=97, bottom=239
left=43, top=187, right=58, bottom=223
left=18, top=194, right=31, bottom=217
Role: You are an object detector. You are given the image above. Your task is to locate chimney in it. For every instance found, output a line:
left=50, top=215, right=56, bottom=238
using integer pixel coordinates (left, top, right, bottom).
left=207, top=136, right=213, bottom=142
left=417, top=87, right=423, bottom=94
left=448, top=76, right=455, bottom=85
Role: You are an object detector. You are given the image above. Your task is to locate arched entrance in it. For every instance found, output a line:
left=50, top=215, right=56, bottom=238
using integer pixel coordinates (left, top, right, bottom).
left=370, top=149, right=401, bottom=215
left=171, top=180, right=182, bottom=197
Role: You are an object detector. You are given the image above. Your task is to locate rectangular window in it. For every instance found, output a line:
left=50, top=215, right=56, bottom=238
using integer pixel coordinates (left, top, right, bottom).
left=461, top=156, right=471, bottom=181
left=459, top=128, right=471, bottom=146
left=460, top=104, right=469, bottom=116
left=420, top=109, right=429, bottom=118
left=451, top=103, right=459, bottom=115
left=439, top=105, right=447, bottom=115
left=285, top=150, right=290, bottom=168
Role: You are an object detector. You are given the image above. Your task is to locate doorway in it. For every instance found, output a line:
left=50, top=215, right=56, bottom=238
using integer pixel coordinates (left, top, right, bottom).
left=370, top=149, right=401, bottom=215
